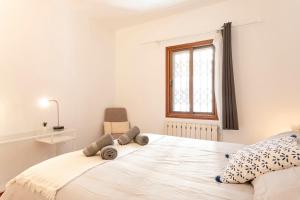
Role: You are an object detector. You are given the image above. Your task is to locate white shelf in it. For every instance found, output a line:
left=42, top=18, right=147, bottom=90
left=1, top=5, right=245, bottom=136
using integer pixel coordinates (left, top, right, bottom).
left=36, top=135, right=76, bottom=144
left=0, top=130, right=42, bottom=144
left=35, top=129, right=76, bottom=145
left=0, top=129, right=76, bottom=144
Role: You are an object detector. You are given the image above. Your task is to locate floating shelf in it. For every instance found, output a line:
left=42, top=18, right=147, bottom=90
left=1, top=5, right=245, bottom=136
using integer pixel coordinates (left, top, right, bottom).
left=0, top=129, right=76, bottom=144
left=36, top=135, right=76, bottom=144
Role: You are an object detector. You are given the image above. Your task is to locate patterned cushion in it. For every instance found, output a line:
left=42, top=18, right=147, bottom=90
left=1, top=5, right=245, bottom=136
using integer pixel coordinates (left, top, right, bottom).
left=218, top=136, right=300, bottom=183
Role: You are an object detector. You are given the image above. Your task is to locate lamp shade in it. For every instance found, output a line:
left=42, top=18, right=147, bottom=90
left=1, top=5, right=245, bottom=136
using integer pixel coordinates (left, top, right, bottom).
left=39, top=98, right=50, bottom=108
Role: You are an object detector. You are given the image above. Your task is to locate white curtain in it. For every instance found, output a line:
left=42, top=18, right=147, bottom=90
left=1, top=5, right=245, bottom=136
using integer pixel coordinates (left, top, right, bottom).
left=213, top=31, right=223, bottom=129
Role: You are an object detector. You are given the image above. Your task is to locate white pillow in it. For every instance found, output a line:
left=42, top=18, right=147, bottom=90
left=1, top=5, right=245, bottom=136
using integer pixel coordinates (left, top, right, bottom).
left=252, top=166, right=300, bottom=200
left=217, top=136, right=300, bottom=183
left=271, top=131, right=300, bottom=145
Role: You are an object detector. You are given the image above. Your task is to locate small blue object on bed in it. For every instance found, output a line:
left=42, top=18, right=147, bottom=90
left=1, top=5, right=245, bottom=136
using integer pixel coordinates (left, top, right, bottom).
left=215, top=175, right=222, bottom=183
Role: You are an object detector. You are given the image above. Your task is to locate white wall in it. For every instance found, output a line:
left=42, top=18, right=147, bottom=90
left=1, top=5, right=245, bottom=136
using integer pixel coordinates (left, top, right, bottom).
left=115, top=0, right=300, bottom=144
left=0, top=0, right=115, bottom=190
left=1, top=0, right=300, bottom=192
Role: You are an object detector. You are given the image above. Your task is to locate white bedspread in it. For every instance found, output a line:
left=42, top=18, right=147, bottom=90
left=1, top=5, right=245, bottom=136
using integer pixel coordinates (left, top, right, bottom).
left=1, top=134, right=253, bottom=200
left=5, top=134, right=163, bottom=200
left=6, top=151, right=107, bottom=200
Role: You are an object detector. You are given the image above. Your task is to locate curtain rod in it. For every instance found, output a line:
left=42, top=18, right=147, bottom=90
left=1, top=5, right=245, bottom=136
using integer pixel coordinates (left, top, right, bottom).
left=140, top=19, right=262, bottom=45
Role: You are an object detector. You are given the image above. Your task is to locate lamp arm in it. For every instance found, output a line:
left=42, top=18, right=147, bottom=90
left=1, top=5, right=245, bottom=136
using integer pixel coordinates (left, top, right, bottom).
left=49, top=99, right=60, bottom=126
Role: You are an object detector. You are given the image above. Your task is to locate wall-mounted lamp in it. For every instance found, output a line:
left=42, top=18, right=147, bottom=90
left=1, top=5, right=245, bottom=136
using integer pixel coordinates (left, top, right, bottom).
left=39, top=98, right=64, bottom=130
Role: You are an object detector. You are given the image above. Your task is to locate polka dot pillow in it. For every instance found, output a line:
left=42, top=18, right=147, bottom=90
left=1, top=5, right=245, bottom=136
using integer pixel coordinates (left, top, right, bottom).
left=216, top=135, right=300, bottom=183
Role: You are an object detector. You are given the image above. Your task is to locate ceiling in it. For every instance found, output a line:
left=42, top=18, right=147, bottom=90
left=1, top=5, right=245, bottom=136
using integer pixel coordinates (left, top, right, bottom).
left=70, top=0, right=227, bottom=29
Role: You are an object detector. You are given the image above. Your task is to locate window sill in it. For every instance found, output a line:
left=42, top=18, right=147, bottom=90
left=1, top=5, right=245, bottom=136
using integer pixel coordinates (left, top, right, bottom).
left=166, top=112, right=218, bottom=120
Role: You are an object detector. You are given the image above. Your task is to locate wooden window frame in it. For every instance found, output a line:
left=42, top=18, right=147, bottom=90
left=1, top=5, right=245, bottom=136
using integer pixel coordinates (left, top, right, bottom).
left=166, top=39, right=218, bottom=120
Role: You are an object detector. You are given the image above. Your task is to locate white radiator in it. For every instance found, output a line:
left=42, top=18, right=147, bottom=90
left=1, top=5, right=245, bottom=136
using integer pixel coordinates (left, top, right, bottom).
left=164, top=121, right=219, bottom=141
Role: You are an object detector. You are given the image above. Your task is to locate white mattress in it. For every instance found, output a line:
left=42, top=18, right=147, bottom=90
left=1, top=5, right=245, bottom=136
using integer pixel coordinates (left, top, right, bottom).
left=1, top=134, right=253, bottom=200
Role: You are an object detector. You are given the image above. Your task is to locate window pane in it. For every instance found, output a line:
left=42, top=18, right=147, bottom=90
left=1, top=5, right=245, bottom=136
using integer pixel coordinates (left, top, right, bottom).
left=193, top=47, right=213, bottom=113
left=172, top=50, right=190, bottom=112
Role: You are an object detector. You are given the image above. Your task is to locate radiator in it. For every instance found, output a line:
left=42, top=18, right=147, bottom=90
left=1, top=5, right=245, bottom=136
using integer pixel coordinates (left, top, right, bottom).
left=164, top=121, right=219, bottom=141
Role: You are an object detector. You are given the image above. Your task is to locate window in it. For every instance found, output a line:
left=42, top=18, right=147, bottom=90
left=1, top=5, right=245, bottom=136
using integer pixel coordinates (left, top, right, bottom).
left=166, top=40, right=218, bottom=120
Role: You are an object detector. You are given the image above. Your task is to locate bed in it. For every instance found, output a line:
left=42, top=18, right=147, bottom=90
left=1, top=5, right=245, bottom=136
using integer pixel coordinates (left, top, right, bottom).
left=1, top=134, right=253, bottom=200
